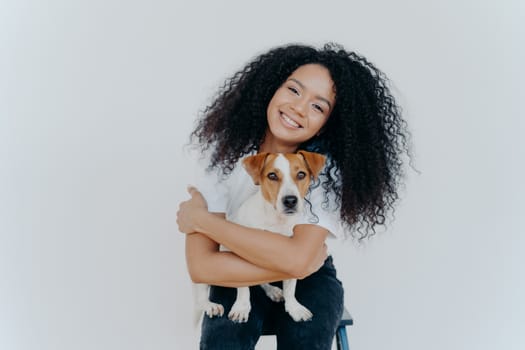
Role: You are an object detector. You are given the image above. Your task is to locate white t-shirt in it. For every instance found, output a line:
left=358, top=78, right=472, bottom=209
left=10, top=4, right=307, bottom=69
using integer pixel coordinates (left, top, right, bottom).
left=196, top=155, right=345, bottom=243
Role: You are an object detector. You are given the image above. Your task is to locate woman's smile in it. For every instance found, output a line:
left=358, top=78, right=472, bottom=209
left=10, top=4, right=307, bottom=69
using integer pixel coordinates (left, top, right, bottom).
left=279, top=112, right=302, bottom=129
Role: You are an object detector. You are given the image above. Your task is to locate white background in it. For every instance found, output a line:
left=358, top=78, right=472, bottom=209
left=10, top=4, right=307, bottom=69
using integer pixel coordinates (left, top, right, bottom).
left=1, top=0, right=524, bottom=349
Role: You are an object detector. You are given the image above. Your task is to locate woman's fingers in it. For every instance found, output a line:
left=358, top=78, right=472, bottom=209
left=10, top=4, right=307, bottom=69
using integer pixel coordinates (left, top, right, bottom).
left=177, top=186, right=209, bottom=234
left=187, top=185, right=198, bottom=196
left=185, top=185, right=208, bottom=209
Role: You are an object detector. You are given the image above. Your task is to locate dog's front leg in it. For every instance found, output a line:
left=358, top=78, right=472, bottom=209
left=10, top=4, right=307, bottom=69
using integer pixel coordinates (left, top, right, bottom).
left=283, top=279, right=313, bottom=322
left=228, top=287, right=251, bottom=323
left=193, top=283, right=224, bottom=324
left=261, top=283, right=284, bottom=302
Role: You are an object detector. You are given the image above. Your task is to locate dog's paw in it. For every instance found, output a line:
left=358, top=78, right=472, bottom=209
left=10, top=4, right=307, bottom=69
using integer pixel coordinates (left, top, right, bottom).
left=203, top=301, right=224, bottom=318
left=228, top=300, right=251, bottom=323
left=285, top=300, right=313, bottom=322
left=261, top=285, right=284, bottom=302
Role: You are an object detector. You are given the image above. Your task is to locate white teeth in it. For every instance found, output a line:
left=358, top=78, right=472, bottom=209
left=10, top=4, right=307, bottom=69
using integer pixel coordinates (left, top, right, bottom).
left=281, top=113, right=300, bottom=128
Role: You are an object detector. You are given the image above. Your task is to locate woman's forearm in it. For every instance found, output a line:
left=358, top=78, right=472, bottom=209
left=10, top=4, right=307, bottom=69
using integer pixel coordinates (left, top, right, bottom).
left=185, top=233, right=297, bottom=287
left=192, top=212, right=328, bottom=278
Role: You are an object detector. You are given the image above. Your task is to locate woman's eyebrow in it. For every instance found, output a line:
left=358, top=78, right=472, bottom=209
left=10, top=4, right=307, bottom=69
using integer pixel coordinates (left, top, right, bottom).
left=288, top=78, right=332, bottom=110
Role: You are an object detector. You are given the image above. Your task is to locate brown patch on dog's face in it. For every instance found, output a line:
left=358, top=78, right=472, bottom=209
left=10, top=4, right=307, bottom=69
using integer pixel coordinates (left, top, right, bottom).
left=242, top=153, right=270, bottom=185
left=296, top=151, right=326, bottom=181
left=242, top=151, right=326, bottom=210
left=284, top=154, right=316, bottom=198
left=243, top=153, right=283, bottom=207
left=258, top=157, right=283, bottom=207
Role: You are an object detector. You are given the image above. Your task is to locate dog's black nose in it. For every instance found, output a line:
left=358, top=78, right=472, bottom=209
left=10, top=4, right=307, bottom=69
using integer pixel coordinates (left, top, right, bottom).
left=282, top=195, right=298, bottom=209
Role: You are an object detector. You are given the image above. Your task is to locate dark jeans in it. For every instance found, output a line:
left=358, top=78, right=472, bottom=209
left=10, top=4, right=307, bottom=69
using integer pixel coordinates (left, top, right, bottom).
left=200, top=256, right=344, bottom=350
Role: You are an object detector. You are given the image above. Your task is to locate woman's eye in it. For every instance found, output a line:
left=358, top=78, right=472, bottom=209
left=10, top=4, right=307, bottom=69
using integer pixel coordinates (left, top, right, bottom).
left=296, top=171, right=306, bottom=180
left=288, top=86, right=299, bottom=95
left=312, top=104, right=324, bottom=113
left=267, top=172, right=278, bottom=181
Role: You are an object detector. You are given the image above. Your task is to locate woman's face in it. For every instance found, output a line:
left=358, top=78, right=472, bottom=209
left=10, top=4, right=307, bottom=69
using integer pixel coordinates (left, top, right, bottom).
left=265, top=64, right=336, bottom=152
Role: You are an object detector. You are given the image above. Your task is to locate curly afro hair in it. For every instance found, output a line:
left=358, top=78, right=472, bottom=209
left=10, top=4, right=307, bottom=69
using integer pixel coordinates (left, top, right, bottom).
left=191, top=43, right=412, bottom=240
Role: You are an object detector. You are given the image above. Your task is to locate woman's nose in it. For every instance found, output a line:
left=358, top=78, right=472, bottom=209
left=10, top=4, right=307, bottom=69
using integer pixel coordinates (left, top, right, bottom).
left=291, top=97, right=309, bottom=116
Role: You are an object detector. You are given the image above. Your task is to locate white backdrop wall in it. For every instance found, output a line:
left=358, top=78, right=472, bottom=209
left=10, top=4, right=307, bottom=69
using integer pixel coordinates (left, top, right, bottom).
left=1, top=1, right=523, bottom=349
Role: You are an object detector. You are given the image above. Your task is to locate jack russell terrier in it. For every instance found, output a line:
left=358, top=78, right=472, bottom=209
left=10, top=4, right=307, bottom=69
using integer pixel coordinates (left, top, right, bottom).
left=194, top=150, right=326, bottom=324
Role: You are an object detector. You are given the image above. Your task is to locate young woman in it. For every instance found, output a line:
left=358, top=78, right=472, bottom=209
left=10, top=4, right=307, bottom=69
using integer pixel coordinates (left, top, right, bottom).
left=177, top=43, right=411, bottom=350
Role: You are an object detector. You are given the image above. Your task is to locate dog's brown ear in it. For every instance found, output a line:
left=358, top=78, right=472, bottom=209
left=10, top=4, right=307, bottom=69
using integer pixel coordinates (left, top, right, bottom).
left=297, top=151, right=326, bottom=180
left=242, top=153, right=270, bottom=185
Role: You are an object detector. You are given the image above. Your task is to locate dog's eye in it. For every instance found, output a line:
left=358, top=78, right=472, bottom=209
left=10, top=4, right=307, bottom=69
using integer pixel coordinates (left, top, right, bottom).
left=297, top=171, right=306, bottom=180
left=267, top=172, right=278, bottom=181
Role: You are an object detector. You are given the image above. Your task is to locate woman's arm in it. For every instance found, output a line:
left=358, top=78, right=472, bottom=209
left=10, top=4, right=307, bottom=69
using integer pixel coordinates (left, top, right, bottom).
left=178, top=187, right=328, bottom=280
left=185, top=232, right=326, bottom=287
left=193, top=213, right=328, bottom=278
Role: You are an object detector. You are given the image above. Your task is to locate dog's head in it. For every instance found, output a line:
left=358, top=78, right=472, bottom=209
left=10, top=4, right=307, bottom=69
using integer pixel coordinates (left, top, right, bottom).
left=242, top=151, right=326, bottom=216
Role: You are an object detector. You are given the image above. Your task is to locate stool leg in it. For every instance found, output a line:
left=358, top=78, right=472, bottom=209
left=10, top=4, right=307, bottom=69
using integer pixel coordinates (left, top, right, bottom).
left=336, top=325, right=349, bottom=350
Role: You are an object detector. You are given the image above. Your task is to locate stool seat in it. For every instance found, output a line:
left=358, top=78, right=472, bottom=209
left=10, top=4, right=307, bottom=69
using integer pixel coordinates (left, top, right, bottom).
left=339, top=307, right=354, bottom=326
left=261, top=307, right=353, bottom=350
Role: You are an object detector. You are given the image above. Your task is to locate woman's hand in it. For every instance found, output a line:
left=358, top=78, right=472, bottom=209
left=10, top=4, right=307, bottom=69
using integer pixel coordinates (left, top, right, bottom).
left=177, top=186, right=209, bottom=234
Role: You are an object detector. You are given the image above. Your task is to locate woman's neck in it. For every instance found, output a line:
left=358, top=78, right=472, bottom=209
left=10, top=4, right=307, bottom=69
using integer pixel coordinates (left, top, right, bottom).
left=259, top=132, right=298, bottom=154
left=259, top=143, right=297, bottom=154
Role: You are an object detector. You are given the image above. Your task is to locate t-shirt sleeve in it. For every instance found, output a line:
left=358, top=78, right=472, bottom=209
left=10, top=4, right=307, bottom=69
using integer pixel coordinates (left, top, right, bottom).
left=301, top=179, right=344, bottom=239
left=194, top=167, right=229, bottom=214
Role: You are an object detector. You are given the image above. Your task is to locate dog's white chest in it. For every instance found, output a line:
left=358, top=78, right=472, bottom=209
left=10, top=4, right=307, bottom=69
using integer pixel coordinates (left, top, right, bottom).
left=229, top=191, right=298, bottom=237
